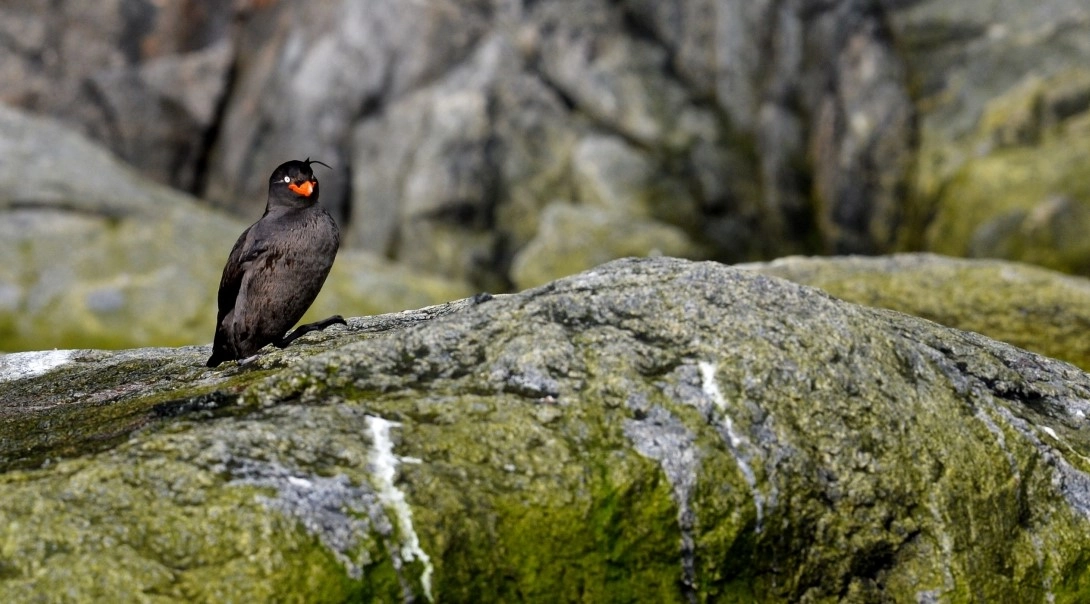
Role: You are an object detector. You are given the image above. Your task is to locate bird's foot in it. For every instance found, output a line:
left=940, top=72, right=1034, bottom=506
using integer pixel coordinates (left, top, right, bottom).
left=274, top=315, right=347, bottom=349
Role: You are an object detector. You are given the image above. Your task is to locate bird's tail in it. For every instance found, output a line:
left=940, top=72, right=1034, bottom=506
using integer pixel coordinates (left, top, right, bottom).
left=206, top=330, right=232, bottom=367
left=206, top=348, right=229, bottom=368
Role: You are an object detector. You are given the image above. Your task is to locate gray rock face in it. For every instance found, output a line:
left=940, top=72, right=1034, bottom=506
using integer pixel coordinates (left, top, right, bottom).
left=0, top=103, right=238, bottom=351
left=882, top=0, right=1090, bottom=188
left=510, top=201, right=705, bottom=289
left=4, top=0, right=918, bottom=288
left=203, top=0, right=494, bottom=223
left=0, top=0, right=238, bottom=190
left=2, top=257, right=1090, bottom=601
left=339, top=0, right=913, bottom=282
left=8, top=0, right=1090, bottom=285
left=882, top=0, right=1090, bottom=269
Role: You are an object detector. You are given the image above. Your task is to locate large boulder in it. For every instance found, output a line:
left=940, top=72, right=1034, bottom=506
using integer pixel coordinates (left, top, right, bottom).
left=2, top=257, right=1090, bottom=601
left=0, top=105, right=472, bottom=352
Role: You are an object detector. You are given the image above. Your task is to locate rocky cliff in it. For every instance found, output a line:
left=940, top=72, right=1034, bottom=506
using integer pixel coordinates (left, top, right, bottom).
left=6, top=0, right=1088, bottom=290
left=3, top=257, right=1090, bottom=601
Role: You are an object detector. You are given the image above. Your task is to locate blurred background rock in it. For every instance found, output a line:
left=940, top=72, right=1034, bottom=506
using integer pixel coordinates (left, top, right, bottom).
left=1, top=0, right=1088, bottom=351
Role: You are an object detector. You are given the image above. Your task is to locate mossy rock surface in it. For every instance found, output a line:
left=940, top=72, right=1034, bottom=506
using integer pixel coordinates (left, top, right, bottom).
left=743, top=253, right=1090, bottom=372
left=900, top=57, right=1090, bottom=272
left=3, top=257, right=1090, bottom=602
left=923, top=111, right=1090, bottom=274
left=510, top=202, right=705, bottom=290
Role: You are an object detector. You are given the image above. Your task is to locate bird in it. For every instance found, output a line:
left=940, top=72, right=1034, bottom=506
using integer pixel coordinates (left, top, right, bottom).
left=206, top=158, right=345, bottom=367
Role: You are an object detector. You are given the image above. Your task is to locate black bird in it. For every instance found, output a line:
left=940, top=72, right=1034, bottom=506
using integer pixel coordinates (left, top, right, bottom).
left=206, top=158, right=344, bottom=367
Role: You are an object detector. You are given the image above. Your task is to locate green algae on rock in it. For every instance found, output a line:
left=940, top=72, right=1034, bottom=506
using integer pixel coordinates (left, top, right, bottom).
left=3, top=257, right=1090, bottom=601
left=742, top=253, right=1090, bottom=373
left=906, top=67, right=1090, bottom=273
left=509, top=202, right=705, bottom=290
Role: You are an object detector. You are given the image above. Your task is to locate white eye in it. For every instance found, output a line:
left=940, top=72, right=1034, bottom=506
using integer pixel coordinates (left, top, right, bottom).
left=282, top=176, right=291, bottom=183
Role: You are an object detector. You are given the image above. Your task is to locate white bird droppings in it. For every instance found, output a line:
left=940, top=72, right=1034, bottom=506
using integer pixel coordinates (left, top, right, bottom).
left=367, top=416, right=434, bottom=602
left=698, top=360, right=764, bottom=529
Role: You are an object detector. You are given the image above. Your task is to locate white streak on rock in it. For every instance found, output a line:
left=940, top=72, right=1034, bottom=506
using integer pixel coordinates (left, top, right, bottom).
left=0, top=350, right=75, bottom=383
left=918, top=490, right=956, bottom=603
left=287, top=476, right=313, bottom=488
left=698, top=360, right=763, bottom=529
left=367, top=416, right=434, bottom=602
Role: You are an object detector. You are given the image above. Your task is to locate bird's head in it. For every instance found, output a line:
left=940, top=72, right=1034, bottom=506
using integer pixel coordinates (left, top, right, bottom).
left=269, top=157, right=332, bottom=201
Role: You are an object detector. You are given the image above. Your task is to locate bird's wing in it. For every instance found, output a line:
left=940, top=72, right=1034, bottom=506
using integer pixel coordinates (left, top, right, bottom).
left=215, top=225, right=266, bottom=323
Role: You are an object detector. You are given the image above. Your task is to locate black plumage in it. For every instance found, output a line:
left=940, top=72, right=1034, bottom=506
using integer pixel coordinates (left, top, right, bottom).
left=206, top=158, right=344, bottom=367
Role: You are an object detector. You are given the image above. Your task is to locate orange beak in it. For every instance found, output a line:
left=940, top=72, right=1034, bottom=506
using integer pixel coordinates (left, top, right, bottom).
left=288, top=180, right=315, bottom=197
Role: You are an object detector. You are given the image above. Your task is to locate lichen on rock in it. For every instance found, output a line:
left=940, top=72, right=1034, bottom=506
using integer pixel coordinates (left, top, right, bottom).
left=742, top=253, right=1090, bottom=372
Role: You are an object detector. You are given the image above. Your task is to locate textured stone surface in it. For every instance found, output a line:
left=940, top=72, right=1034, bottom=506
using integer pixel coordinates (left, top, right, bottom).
left=742, top=253, right=1090, bottom=372
left=2, top=257, right=1090, bottom=601
left=0, top=0, right=239, bottom=190
left=924, top=103, right=1090, bottom=273
left=883, top=0, right=1090, bottom=195
left=203, top=0, right=493, bottom=224
left=510, top=202, right=705, bottom=289
left=0, top=104, right=236, bottom=351
left=4, top=0, right=921, bottom=288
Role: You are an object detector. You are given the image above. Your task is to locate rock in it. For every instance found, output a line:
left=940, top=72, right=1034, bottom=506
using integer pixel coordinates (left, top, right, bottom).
left=885, top=0, right=1090, bottom=270
left=12, top=0, right=1090, bottom=285
left=0, top=0, right=239, bottom=190
left=2, top=257, right=1090, bottom=601
left=0, top=105, right=473, bottom=352
left=923, top=102, right=1090, bottom=272
left=740, top=253, right=1090, bottom=372
left=636, top=0, right=914, bottom=254
left=488, top=69, right=582, bottom=250
left=509, top=202, right=705, bottom=289
left=885, top=0, right=1090, bottom=195
left=348, top=33, right=512, bottom=287
left=309, top=255, right=476, bottom=326
left=0, top=104, right=238, bottom=351
left=202, top=0, right=915, bottom=282
left=203, top=0, right=493, bottom=222
left=572, top=134, right=698, bottom=229
left=346, top=29, right=705, bottom=289
left=83, top=40, right=233, bottom=192
left=533, top=0, right=695, bottom=149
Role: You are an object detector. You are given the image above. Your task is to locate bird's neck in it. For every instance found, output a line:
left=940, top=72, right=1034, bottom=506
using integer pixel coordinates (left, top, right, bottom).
left=264, top=198, right=316, bottom=216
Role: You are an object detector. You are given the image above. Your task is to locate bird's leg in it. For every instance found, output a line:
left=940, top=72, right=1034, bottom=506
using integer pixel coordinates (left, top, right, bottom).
left=273, top=315, right=347, bottom=349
